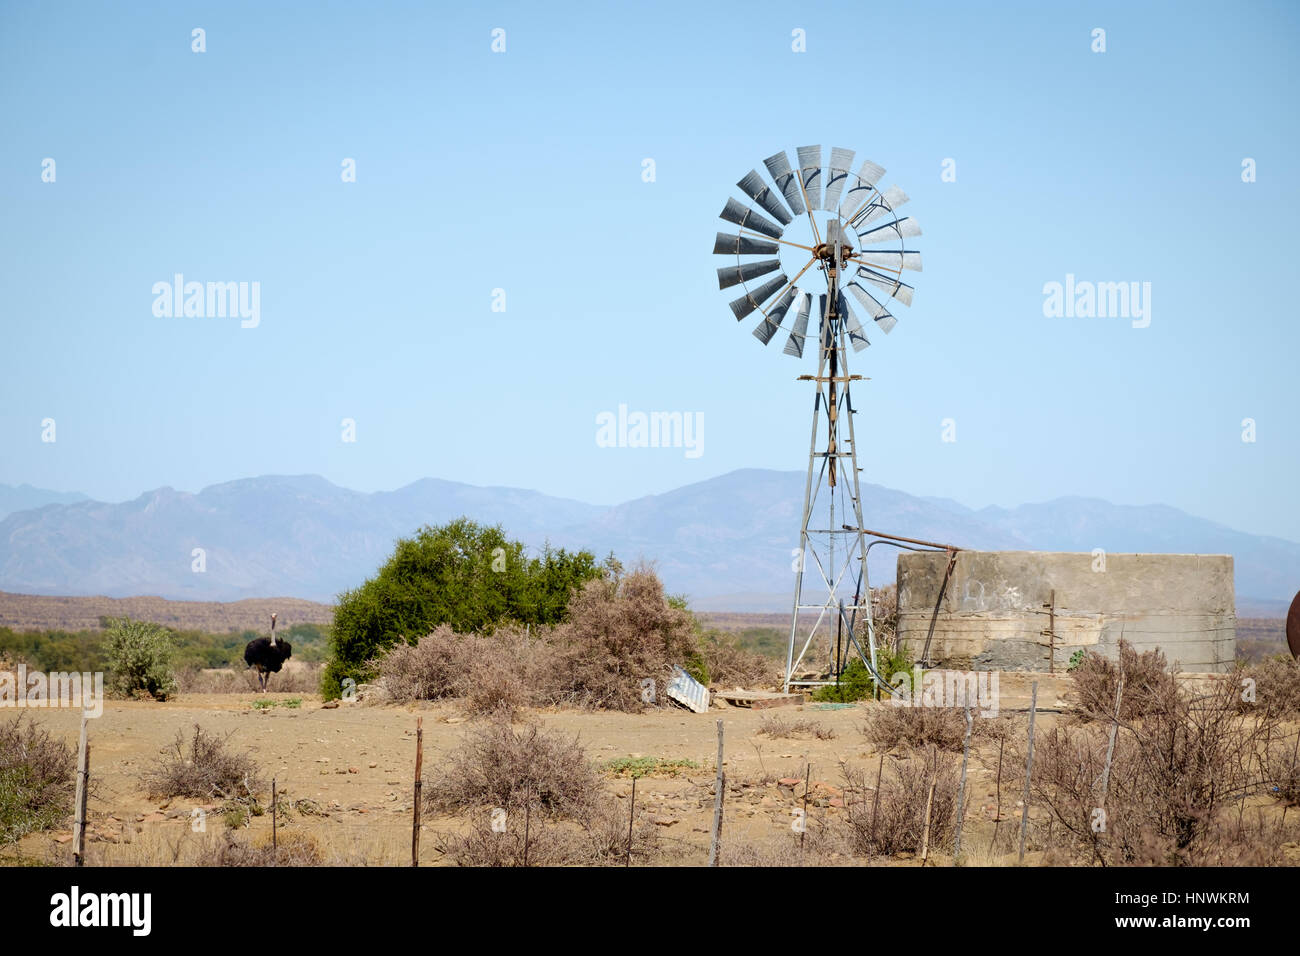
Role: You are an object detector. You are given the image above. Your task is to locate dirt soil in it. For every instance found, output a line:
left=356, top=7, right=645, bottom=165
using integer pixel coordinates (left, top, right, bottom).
left=5, top=690, right=1059, bottom=867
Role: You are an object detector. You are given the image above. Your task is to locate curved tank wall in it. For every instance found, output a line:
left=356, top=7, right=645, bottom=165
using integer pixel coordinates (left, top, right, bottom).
left=896, top=551, right=1235, bottom=673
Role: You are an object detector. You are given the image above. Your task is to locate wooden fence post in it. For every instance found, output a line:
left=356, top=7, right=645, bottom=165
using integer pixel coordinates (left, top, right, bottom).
left=412, top=716, right=423, bottom=867
left=708, top=719, right=725, bottom=866
left=920, top=745, right=937, bottom=865
left=799, top=763, right=811, bottom=862
left=989, top=735, right=1005, bottom=856
left=523, top=780, right=532, bottom=868
left=870, top=752, right=884, bottom=846
left=954, top=706, right=973, bottom=857
left=625, top=776, right=637, bottom=867
left=1018, top=680, right=1039, bottom=863
left=73, top=713, right=89, bottom=867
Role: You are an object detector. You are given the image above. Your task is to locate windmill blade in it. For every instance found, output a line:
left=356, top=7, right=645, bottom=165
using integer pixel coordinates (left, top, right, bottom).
left=838, top=292, right=870, bottom=352
left=720, top=196, right=783, bottom=239
left=854, top=250, right=923, bottom=272
left=856, top=216, right=922, bottom=245
left=717, top=258, right=781, bottom=290
left=846, top=281, right=898, bottom=333
left=782, top=292, right=812, bottom=357
left=737, top=170, right=793, bottom=226
left=822, top=147, right=856, bottom=210
left=713, top=232, right=780, bottom=256
left=796, top=145, right=823, bottom=210
left=728, top=273, right=789, bottom=320
left=856, top=264, right=914, bottom=307
left=839, top=160, right=886, bottom=218
left=848, top=184, right=910, bottom=227
left=763, top=151, right=806, bottom=217
left=753, top=286, right=797, bottom=345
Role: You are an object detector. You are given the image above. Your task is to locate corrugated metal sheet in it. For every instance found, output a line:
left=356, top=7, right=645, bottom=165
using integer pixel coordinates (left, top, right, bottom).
left=665, top=666, right=710, bottom=714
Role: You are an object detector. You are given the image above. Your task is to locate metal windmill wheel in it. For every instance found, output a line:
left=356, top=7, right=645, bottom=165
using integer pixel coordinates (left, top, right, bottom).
left=712, top=146, right=921, bottom=693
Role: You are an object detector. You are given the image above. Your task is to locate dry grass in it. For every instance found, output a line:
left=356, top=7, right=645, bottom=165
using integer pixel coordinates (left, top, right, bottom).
left=756, top=715, right=835, bottom=740
left=865, top=705, right=970, bottom=753
left=433, top=797, right=660, bottom=867
left=193, top=828, right=325, bottom=866
left=1232, top=655, right=1300, bottom=719
left=174, top=662, right=323, bottom=695
left=140, top=724, right=262, bottom=802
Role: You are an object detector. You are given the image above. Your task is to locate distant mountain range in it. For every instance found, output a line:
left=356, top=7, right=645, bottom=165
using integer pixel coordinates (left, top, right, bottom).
left=0, top=483, right=87, bottom=519
left=0, top=472, right=1296, bottom=612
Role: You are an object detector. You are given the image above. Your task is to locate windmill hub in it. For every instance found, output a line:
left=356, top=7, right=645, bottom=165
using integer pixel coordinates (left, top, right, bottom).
left=812, top=240, right=854, bottom=265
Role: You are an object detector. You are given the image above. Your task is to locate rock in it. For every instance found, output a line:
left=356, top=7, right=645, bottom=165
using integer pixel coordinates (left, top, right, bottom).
left=321, top=701, right=339, bottom=709
left=348, top=766, right=360, bottom=774
left=649, top=816, right=678, bottom=827
left=778, top=777, right=803, bottom=786
left=368, top=762, right=378, bottom=769
left=53, top=833, right=73, bottom=844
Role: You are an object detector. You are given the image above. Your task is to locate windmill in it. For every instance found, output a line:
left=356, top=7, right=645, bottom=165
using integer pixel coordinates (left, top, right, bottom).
left=712, top=145, right=921, bottom=693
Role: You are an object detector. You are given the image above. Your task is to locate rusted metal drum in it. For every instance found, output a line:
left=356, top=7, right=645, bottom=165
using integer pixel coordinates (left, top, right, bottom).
left=1287, top=589, right=1300, bottom=659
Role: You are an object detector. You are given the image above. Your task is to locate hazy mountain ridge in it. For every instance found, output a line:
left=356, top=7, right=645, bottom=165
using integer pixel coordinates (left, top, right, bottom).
left=0, top=471, right=1295, bottom=609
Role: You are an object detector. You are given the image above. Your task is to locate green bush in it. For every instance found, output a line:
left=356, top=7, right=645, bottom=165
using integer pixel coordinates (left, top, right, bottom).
left=321, top=518, right=603, bottom=699
left=811, top=646, right=913, bottom=703
left=104, top=618, right=177, bottom=700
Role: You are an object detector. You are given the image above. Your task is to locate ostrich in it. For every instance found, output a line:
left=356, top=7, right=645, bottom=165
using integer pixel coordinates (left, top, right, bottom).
left=244, top=613, right=292, bottom=693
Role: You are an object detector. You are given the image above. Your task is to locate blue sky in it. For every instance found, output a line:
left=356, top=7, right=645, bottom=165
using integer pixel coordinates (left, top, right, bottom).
left=2, top=0, right=1298, bottom=541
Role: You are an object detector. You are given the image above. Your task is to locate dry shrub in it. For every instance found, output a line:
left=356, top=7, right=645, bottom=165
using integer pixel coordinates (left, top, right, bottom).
left=426, top=714, right=601, bottom=817
left=142, top=724, right=262, bottom=801
left=548, top=566, right=698, bottom=711
left=866, top=705, right=969, bottom=753
left=1024, top=674, right=1293, bottom=865
left=868, top=584, right=899, bottom=647
left=757, top=716, right=835, bottom=740
left=699, top=635, right=778, bottom=689
left=371, top=625, right=466, bottom=702
left=1072, top=639, right=1177, bottom=721
left=194, top=828, right=323, bottom=866
left=375, top=567, right=705, bottom=715
left=372, top=624, right=553, bottom=718
left=175, top=662, right=323, bottom=695
left=0, top=714, right=76, bottom=845
left=1232, top=655, right=1300, bottom=719
left=434, top=797, right=659, bottom=867
left=842, top=749, right=959, bottom=856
